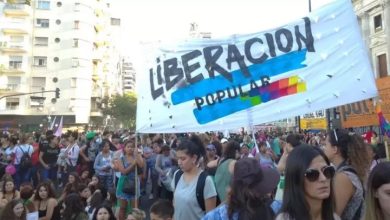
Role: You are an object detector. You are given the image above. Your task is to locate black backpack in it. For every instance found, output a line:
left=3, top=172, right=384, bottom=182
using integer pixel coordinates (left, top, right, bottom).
left=174, top=170, right=208, bottom=211
left=19, top=145, right=32, bottom=170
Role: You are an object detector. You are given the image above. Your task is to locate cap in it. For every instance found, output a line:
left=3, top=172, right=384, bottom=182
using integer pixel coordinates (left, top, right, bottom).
left=86, top=131, right=96, bottom=141
left=233, top=158, right=280, bottom=196
left=221, top=138, right=228, bottom=144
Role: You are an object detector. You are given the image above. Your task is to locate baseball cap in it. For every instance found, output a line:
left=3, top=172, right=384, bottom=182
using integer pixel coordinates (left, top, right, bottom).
left=233, top=158, right=280, bottom=196
left=221, top=138, right=228, bottom=144
left=86, top=131, right=96, bottom=141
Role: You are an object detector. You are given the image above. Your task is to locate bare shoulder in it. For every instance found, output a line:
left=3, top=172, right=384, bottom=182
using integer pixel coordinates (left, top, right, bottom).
left=276, top=213, right=290, bottom=220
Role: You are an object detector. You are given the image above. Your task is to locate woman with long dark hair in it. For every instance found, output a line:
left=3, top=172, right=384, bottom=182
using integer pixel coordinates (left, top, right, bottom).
left=323, top=129, right=370, bottom=220
left=365, top=161, right=390, bottom=220
left=0, top=199, right=26, bottom=220
left=214, top=140, right=239, bottom=203
left=92, top=204, right=116, bottom=220
left=0, top=176, right=20, bottom=208
left=62, top=193, right=88, bottom=220
left=59, top=172, right=81, bottom=202
left=33, top=182, right=58, bottom=220
left=113, top=140, right=144, bottom=220
left=172, top=135, right=217, bottom=220
left=277, top=145, right=339, bottom=220
left=203, top=157, right=279, bottom=220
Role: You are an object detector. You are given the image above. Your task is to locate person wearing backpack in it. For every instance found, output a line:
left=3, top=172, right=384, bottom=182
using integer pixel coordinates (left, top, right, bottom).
left=14, top=133, right=33, bottom=189
left=172, top=135, right=217, bottom=220
left=323, top=129, right=371, bottom=220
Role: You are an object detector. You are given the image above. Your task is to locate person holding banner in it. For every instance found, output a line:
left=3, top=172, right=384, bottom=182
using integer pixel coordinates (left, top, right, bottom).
left=114, top=140, right=144, bottom=220
left=323, top=129, right=370, bottom=220
left=172, top=135, right=217, bottom=220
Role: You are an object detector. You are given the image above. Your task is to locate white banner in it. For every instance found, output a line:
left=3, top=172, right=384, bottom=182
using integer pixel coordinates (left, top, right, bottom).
left=135, top=0, right=378, bottom=133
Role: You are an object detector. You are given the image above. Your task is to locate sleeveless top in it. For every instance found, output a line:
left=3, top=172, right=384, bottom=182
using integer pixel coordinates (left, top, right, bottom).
left=337, top=164, right=364, bottom=220
left=215, top=159, right=233, bottom=202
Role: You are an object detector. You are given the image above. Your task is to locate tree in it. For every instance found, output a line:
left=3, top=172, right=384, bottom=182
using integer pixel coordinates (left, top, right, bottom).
left=103, top=92, right=137, bottom=130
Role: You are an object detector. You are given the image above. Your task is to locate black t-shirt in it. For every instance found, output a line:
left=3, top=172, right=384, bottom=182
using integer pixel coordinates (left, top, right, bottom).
left=41, top=145, right=60, bottom=165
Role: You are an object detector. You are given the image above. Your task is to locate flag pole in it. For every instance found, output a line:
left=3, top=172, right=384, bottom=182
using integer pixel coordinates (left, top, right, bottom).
left=134, top=133, right=139, bottom=209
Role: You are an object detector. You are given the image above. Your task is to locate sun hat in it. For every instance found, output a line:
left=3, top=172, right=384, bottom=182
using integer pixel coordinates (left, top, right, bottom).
left=233, top=157, right=280, bottom=196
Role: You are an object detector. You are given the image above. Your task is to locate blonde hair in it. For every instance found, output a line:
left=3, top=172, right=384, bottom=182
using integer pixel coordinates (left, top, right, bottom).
left=130, top=208, right=146, bottom=220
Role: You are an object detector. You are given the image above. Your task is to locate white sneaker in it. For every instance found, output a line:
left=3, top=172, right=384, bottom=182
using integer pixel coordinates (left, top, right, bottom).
left=148, top=194, right=154, bottom=200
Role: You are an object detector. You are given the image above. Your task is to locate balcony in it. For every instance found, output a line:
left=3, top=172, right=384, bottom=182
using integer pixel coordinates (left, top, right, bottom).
left=0, top=84, right=21, bottom=93
left=3, top=3, right=31, bottom=16
left=0, top=63, right=25, bottom=74
left=0, top=42, right=27, bottom=53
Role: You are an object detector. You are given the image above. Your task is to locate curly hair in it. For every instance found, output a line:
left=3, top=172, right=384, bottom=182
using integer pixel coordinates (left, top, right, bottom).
left=62, top=193, right=87, bottom=220
left=34, top=182, right=56, bottom=201
left=0, top=199, right=26, bottom=220
left=328, top=129, right=371, bottom=182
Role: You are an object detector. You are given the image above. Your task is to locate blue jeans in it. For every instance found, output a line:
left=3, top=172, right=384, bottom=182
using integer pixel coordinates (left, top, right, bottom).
left=15, top=165, right=31, bottom=189
left=41, top=165, right=58, bottom=182
left=99, top=174, right=114, bottom=190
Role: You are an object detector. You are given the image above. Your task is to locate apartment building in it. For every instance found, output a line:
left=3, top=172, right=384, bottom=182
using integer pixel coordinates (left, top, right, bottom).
left=121, top=57, right=135, bottom=94
left=0, top=0, right=122, bottom=131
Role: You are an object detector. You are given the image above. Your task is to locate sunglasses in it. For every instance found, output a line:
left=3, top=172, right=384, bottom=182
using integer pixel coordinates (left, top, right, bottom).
left=305, top=165, right=335, bottom=182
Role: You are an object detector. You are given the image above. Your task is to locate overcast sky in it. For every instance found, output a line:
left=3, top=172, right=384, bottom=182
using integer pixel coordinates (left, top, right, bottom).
left=111, top=0, right=334, bottom=57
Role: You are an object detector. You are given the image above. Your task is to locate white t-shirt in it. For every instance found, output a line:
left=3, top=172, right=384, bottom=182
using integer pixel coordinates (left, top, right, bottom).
left=172, top=171, right=217, bottom=220
left=66, top=143, right=80, bottom=166
left=14, top=144, right=33, bottom=165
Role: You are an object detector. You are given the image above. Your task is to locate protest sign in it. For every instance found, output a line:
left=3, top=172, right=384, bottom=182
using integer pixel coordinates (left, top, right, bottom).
left=136, top=0, right=377, bottom=133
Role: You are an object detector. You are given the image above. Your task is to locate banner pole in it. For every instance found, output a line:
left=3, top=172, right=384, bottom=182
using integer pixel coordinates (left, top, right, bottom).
left=134, top=133, right=139, bottom=209
left=385, top=140, right=390, bottom=161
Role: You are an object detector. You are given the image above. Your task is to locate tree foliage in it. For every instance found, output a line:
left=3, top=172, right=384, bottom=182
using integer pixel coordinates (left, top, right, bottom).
left=103, top=92, right=137, bottom=130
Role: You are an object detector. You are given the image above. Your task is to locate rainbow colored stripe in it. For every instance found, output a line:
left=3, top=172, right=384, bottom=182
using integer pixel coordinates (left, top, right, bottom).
left=243, top=75, right=307, bottom=105
left=193, top=75, right=307, bottom=124
left=376, top=104, right=390, bottom=137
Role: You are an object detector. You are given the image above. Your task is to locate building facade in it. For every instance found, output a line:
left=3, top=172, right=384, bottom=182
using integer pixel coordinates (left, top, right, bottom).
left=0, top=0, right=122, bottom=131
left=121, top=57, right=135, bottom=94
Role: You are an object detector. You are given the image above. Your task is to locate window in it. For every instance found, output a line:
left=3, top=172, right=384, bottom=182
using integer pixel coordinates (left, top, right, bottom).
left=74, top=2, right=80, bottom=11
left=374, top=14, right=382, bottom=32
left=378, top=54, right=388, bottom=78
left=32, top=77, right=46, bottom=91
left=111, top=18, right=121, bottom=26
left=34, top=37, right=48, bottom=46
left=10, top=36, right=24, bottom=43
left=56, top=19, right=61, bottom=25
left=54, top=57, right=59, bottom=62
left=73, top=38, right=79, bottom=47
left=7, top=76, right=20, bottom=90
left=74, top=20, right=80, bottom=29
left=33, top=56, right=47, bottom=67
left=37, top=0, right=50, bottom=10
left=71, top=77, right=77, bottom=87
left=72, top=58, right=79, bottom=67
left=9, top=56, right=22, bottom=69
left=55, top=38, right=60, bottom=43
left=36, top=19, right=49, bottom=28
left=6, top=98, right=19, bottom=110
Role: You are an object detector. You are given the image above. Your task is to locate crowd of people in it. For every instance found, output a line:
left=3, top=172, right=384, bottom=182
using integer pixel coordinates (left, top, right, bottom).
left=0, top=128, right=389, bottom=220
